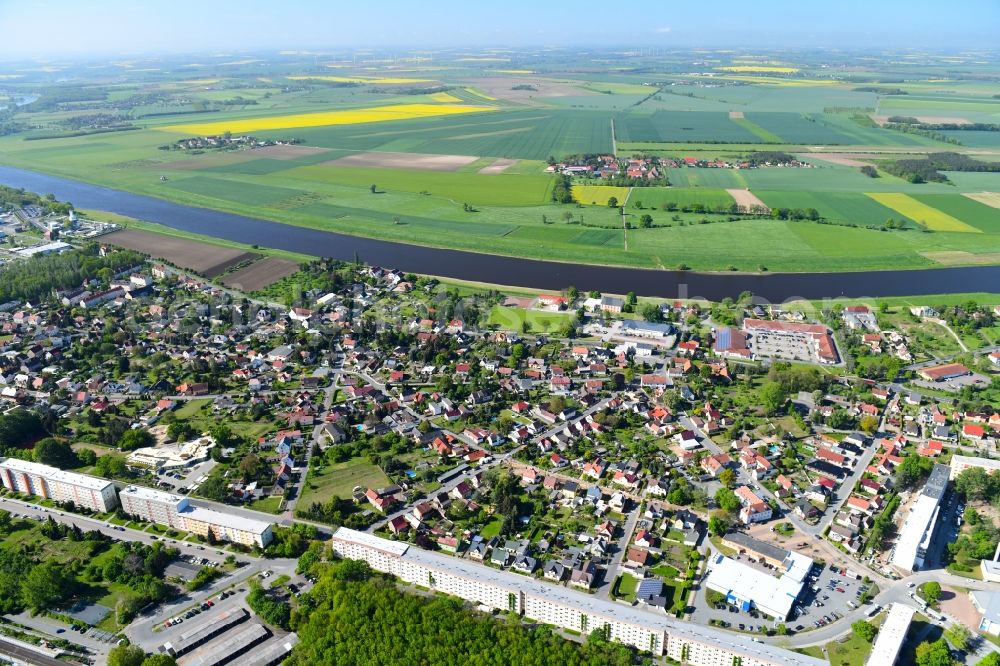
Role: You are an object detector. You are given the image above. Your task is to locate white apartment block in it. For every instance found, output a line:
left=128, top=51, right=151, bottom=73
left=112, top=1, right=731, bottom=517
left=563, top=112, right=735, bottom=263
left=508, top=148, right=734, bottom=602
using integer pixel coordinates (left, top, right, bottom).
left=120, top=485, right=273, bottom=548
left=331, top=528, right=824, bottom=666
left=949, top=454, right=1000, bottom=480
left=0, top=458, right=118, bottom=512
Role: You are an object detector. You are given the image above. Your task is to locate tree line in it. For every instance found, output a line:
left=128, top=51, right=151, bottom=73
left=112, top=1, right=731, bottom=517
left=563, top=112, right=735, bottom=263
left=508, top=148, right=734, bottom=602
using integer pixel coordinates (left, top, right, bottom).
left=287, top=558, right=644, bottom=666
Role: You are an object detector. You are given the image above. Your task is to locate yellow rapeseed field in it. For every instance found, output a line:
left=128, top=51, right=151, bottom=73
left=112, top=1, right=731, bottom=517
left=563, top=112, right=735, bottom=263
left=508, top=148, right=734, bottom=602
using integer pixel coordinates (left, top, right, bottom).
left=702, top=74, right=836, bottom=87
left=287, top=75, right=432, bottom=84
left=717, top=65, right=800, bottom=73
left=866, top=193, right=980, bottom=233
left=572, top=185, right=632, bottom=206
left=158, top=103, right=494, bottom=135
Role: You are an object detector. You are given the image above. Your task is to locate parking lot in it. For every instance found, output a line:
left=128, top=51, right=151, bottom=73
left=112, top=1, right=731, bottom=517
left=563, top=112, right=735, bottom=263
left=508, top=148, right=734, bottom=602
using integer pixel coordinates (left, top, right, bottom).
left=791, top=562, right=874, bottom=632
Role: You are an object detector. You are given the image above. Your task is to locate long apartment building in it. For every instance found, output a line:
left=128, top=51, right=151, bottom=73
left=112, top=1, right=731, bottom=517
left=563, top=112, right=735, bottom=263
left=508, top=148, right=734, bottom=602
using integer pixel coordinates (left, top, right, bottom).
left=120, top=485, right=273, bottom=548
left=949, top=454, right=1000, bottom=480
left=0, top=458, right=118, bottom=512
left=331, top=528, right=824, bottom=666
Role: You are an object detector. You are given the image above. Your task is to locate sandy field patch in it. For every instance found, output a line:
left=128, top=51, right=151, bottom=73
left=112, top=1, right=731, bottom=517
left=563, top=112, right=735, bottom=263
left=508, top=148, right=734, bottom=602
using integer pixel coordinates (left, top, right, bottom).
left=325, top=151, right=479, bottom=171
left=726, top=188, right=770, bottom=211
left=102, top=229, right=257, bottom=276
left=219, top=257, right=300, bottom=291
left=728, top=111, right=745, bottom=119
left=807, top=153, right=875, bottom=167
left=921, top=251, right=1000, bottom=266
left=251, top=144, right=334, bottom=160
left=460, top=77, right=596, bottom=103
left=965, top=192, right=1000, bottom=209
left=479, top=158, right=518, bottom=175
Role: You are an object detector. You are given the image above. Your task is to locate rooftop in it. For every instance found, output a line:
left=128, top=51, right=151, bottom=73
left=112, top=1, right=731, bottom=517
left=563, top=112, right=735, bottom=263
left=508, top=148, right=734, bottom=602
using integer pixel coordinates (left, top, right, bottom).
left=0, top=458, right=114, bottom=492
left=972, top=590, right=1000, bottom=624
left=121, top=485, right=188, bottom=508
left=185, top=505, right=272, bottom=536
left=704, top=554, right=803, bottom=620
left=891, top=465, right=950, bottom=571
left=866, top=603, right=915, bottom=666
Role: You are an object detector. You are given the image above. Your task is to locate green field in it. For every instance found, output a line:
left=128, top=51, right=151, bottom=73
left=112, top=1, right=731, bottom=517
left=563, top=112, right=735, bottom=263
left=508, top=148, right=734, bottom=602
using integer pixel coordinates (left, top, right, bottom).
left=616, top=111, right=761, bottom=143
left=300, top=456, right=391, bottom=507
left=487, top=305, right=573, bottom=332
left=910, top=193, right=1000, bottom=233
left=286, top=165, right=555, bottom=206
left=630, top=187, right=735, bottom=210
left=755, top=190, right=914, bottom=226
left=0, top=52, right=999, bottom=275
left=746, top=112, right=856, bottom=144
left=254, top=109, right=615, bottom=160
left=667, top=167, right=746, bottom=189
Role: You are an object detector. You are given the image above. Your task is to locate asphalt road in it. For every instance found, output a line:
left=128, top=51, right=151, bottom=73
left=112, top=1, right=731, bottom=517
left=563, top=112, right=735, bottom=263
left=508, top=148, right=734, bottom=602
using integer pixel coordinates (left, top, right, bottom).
left=125, top=556, right=297, bottom=651
left=0, top=496, right=236, bottom=566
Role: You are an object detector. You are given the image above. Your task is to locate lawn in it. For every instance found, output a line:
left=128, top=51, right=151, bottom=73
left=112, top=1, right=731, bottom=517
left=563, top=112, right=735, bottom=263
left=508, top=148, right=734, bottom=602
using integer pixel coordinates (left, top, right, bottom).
left=248, top=496, right=284, bottom=514
left=487, top=305, right=573, bottom=333
left=173, top=399, right=213, bottom=420
left=615, top=573, right=640, bottom=601
left=823, top=614, right=886, bottom=666
left=480, top=517, right=503, bottom=539
left=650, top=564, right=680, bottom=579
left=299, top=456, right=391, bottom=507
left=170, top=399, right=275, bottom=440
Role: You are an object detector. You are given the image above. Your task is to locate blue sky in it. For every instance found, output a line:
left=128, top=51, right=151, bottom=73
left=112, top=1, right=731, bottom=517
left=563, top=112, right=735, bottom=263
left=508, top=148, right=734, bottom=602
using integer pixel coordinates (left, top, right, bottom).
left=0, top=0, right=997, bottom=57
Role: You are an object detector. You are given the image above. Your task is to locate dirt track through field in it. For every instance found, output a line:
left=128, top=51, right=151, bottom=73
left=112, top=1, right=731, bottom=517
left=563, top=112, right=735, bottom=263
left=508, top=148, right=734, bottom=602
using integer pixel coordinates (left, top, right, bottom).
left=807, top=153, right=874, bottom=167
left=726, top=188, right=769, bottom=211
left=102, top=229, right=258, bottom=276
left=219, top=257, right=300, bottom=291
left=324, top=151, right=479, bottom=171
left=251, top=144, right=333, bottom=159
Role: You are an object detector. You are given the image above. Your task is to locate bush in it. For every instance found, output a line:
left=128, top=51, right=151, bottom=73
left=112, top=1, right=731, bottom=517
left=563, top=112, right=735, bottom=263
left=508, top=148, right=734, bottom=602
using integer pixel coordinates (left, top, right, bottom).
left=187, top=566, right=223, bottom=591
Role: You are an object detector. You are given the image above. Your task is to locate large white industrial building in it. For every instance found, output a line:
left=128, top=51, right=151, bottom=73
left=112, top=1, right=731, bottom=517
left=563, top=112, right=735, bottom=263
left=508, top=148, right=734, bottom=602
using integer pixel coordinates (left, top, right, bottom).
left=0, top=458, right=118, bottom=512
left=703, top=552, right=810, bottom=621
left=120, top=485, right=273, bottom=548
left=891, top=463, right=950, bottom=572
left=331, top=528, right=824, bottom=666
